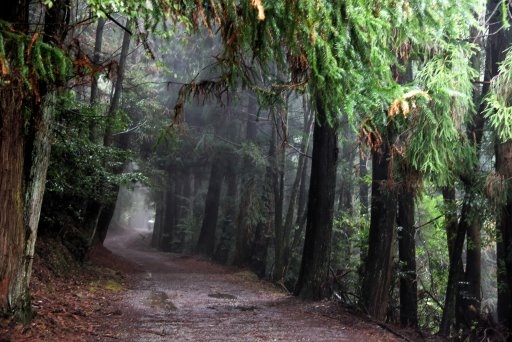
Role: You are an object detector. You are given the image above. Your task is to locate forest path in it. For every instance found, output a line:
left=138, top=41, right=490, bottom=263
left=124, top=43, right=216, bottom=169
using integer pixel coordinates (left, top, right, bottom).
left=104, top=230, right=399, bottom=342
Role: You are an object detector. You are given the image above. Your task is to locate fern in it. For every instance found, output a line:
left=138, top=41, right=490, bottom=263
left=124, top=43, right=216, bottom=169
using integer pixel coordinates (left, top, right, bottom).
left=0, top=20, right=70, bottom=98
left=484, top=47, right=512, bottom=142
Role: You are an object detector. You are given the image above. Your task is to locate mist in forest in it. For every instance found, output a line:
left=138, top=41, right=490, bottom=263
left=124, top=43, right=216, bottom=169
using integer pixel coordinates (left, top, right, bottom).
left=3, top=0, right=512, bottom=339
left=104, top=25, right=503, bottom=327
left=106, top=163, right=154, bottom=244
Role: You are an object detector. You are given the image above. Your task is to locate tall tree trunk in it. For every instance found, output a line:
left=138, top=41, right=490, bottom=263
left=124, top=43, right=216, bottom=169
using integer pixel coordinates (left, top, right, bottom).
left=496, top=142, right=512, bottom=331
left=440, top=2, right=510, bottom=334
left=359, top=151, right=369, bottom=217
left=21, top=0, right=70, bottom=315
left=160, top=178, right=177, bottom=251
left=337, top=121, right=355, bottom=215
left=290, top=143, right=311, bottom=254
left=438, top=186, right=464, bottom=335
left=89, top=19, right=133, bottom=246
left=294, top=96, right=338, bottom=300
left=196, top=155, right=224, bottom=257
left=251, top=121, right=278, bottom=277
left=0, top=0, right=67, bottom=320
left=397, top=185, right=417, bottom=327
left=85, top=201, right=103, bottom=247
left=94, top=205, right=115, bottom=245
left=170, top=179, right=184, bottom=251
left=278, top=110, right=314, bottom=277
left=89, top=17, right=106, bottom=142
left=440, top=191, right=475, bottom=335
left=358, top=149, right=369, bottom=276
left=393, top=61, right=418, bottom=328
left=273, top=103, right=287, bottom=282
left=460, top=218, right=481, bottom=326
left=333, top=121, right=356, bottom=269
left=175, top=169, right=193, bottom=251
left=214, top=159, right=238, bottom=263
left=90, top=18, right=105, bottom=105
left=235, top=178, right=257, bottom=265
left=360, top=137, right=397, bottom=320
left=151, top=189, right=165, bottom=248
left=0, top=77, right=29, bottom=319
left=454, top=26, right=485, bottom=332
left=234, top=95, right=258, bottom=266
left=104, top=19, right=133, bottom=147
left=482, top=0, right=512, bottom=330
left=296, top=143, right=310, bottom=228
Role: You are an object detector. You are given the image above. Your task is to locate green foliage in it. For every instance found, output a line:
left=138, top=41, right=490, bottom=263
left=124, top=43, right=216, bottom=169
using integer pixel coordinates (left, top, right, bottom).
left=330, top=212, right=370, bottom=302
left=169, top=0, right=483, bottom=194
left=46, top=93, right=147, bottom=205
left=238, top=142, right=267, bottom=168
left=47, top=137, right=146, bottom=204
left=0, top=20, right=70, bottom=90
left=400, top=44, right=478, bottom=185
left=415, top=192, right=449, bottom=331
left=484, top=47, right=512, bottom=142
left=86, top=0, right=195, bottom=32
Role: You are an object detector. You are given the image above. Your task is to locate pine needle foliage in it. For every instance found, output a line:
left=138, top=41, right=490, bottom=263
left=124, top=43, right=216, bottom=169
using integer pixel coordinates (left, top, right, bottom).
left=484, top=47, right=512, bottom=142
left=206, top=0, right=480, bottom=186
left=399, top=43, right=479, bottom=185
left=88, top=0, right=481, bottom=183
left=0, top=20, right=70, bottom=100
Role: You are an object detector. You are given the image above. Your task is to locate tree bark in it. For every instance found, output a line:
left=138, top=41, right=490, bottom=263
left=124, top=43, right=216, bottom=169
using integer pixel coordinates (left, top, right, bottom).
left=333, top=121, right=356, bottom=269
left=482, top=0, right=512, bottom=331
left=0, top=76, right=28, bottom=319
left=160, top=178, right=177, bottom=252
left=496, top=142, right=512, bottom=331
left=234, top=95, right=259, bottom=266
left=290, top=140, right=312, bottom=254
left=453, top=25, right=486, bottom=332
left=43, top=0, right=70, bottom=45
left=250, top=121, right=277, bottom=277
left=94, top=204, right=115, bottom=245
left=358, top=150, right=369, bottom=275
left=104, top=19, right=133, bottom=147
left=214, top=158, right=238, bottom=263
left=196, top=155, right=224, bottom=257
left=174, top=169, right=193, bottom=251
left=90, top=18, right=106, bottom=105
left=294, top=96, right=338, bottom=300
left=0, top=0, right=66, bottom=321
left=359, top=152, right=369, bottom=217
left=151, top=189, right=165, bottom=248
left=397, top=186, right=417, bottom=327
left=250, top=173, right=273, bottom=278
left=439, top=192, right=472, bottom=335
left=274, top=105, right=313, bottom=282
left=89, top=17, right=106, bottom=142
left=438, top=186, right=464, bottom=335
left=360, top=139, right=397, bottom=320
left=273, top=103, right=287, bottom=282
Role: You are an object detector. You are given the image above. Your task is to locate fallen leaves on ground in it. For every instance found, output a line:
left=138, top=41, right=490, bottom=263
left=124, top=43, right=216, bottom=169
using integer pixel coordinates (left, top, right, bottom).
left=0, top=242, right=140, bottom=342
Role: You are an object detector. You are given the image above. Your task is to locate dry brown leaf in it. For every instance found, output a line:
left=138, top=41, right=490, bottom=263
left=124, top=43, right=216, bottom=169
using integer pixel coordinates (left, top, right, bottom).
left=388, top=90, right=430, bottom=118
left=251, top=0, right=265, bottom=20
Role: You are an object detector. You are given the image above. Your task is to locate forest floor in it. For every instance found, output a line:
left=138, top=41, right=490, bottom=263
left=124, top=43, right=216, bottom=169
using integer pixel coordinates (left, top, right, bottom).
left=1, top=229, right=425, bottom=341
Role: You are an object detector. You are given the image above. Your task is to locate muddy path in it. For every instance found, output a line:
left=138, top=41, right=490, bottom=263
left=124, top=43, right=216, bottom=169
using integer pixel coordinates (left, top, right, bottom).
left=104, top=230, right=400, bottom=341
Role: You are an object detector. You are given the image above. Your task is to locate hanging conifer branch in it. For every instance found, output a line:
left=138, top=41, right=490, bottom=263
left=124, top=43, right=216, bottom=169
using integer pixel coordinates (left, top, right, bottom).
left=0, top=20, right=70, bottom=102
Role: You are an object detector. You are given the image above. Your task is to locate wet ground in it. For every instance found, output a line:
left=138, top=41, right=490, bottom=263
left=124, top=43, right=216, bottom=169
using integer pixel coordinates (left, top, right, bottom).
left=104, top=230, right=400, bottom=341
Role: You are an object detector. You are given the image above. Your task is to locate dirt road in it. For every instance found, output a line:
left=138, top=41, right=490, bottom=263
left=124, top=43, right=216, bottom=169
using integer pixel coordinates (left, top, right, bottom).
left=104, top=230, right=399, bottom=342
